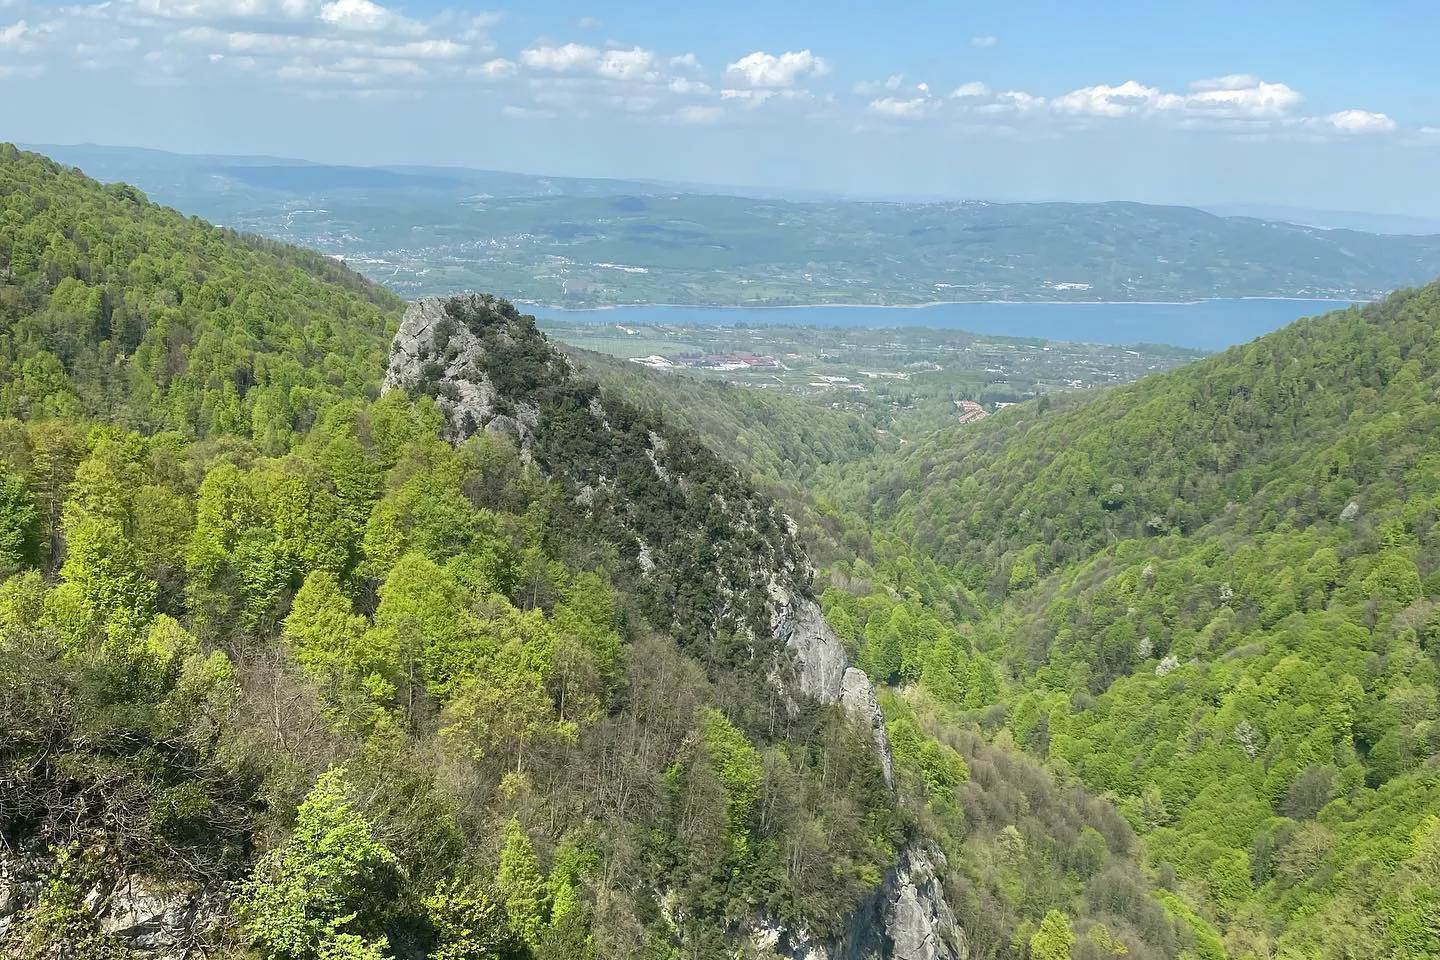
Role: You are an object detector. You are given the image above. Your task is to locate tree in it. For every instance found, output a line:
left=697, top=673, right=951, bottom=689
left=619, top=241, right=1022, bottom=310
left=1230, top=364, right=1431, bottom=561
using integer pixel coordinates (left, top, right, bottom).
left=0, top=470, right=35, bottom=577
left=235, top=767, right=397, bottom=960
left=698, top=708, right=763, bottom=861
left=423, top=878, right=515, bottom=960
left=496, top=819, right=548, bottom=948
left=1030, top=910, right=1075, bottom=960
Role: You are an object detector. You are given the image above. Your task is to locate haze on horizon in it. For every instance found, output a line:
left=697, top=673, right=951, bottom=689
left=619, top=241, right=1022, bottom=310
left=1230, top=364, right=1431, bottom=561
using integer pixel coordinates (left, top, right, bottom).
left=3, top=0, right=1438, bottom=216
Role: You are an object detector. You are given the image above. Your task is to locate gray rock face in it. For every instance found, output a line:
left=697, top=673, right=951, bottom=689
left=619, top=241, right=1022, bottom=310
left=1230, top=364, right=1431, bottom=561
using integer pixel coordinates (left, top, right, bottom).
left=752, top=918, right=832, bottom=960
left=383, top=296, right=541, bottom=446
left=1340, top=500, right=1360, bottom=522
left=0, top=855, right=215, bottom=957
left=385, top=294, right=962, bottom=960
left=774, top=592, right=850, bottom=704
left=97, top=876, right=218, bottom=953
left=882, top=848, right=966, bottom=960
left=841, top=667, right=895, bottom=788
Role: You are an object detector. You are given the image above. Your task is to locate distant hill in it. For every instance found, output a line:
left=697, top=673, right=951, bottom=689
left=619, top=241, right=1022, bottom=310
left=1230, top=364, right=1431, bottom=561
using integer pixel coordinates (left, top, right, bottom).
left=832, top=281, right=1440, bottom=957
left=1201, top=202, right=1440, bottom=236
left=1, top=145, right=1209, bottom=960
left=26, top=143, right=1440, bottom=308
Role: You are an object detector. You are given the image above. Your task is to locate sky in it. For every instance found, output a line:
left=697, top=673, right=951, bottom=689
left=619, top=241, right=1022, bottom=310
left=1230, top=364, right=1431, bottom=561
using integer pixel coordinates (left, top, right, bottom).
left=3, top=0, right=1439, bottom=213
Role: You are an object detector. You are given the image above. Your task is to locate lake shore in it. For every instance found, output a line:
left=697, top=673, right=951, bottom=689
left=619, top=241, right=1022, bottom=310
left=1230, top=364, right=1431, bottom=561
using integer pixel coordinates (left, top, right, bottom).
left=525, top=297, right=1361, bottom=352
left=525, top=296, right=1364, bottom=314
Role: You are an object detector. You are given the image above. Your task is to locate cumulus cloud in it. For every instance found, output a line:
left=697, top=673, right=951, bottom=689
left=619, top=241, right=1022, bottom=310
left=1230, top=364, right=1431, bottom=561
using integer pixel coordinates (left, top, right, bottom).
left=1052, top=79, right=1159, bottom=117
left=1183, top=77, right=1301, bottom=117
left=135, top=0, right=317, bottom=20
left=868, top=95, right=937, bottom=119
left=950, top=81, right=988, bottom=99
left=0, top=18, right=30, bottom=48
left=596, top=46, right=656, bottom=81
left=1049, top=76, right=1305, bottom=123
left=668, top=76, right=709, bottom=95
left=468, top=56, right=514, bottom=78
left=177, top=26, right=463, bottom=59
left=725, top=49, right=826, bottom=87
left=668, top=52, right=697, bottom=69
left=519, top=41, right=599, bottom=72
left=971, top=35, right=998, bottom=48
left=974, top=90, right=1046, bottom=114
left=318, top=0, right=424, bottom=36
left=720, top=87, right=776, bottom=105
left=1324, top=109, right=1396, bottom=134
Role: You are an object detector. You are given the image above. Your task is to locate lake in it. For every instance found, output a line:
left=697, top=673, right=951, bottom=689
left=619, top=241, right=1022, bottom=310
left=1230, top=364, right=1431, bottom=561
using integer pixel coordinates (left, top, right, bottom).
left=528, top=298, right=1359, bottom=351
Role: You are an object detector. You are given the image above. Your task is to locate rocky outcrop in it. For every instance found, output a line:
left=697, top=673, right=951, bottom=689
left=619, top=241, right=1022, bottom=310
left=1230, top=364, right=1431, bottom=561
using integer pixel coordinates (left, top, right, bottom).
left=95, top=876, right=220, bottom=953
left=773, top=590, right=850, bottom=704
left=385, top=294, right=963, bottom=960
left=383, top=295, right=543, bottom=447
left=840, top=667, right=895, bottom=788
left=833, top=846, right=966, bottom=960
left=0, top=855, right=218, bottom=957
left=751, top=919, right=832, bottom=960
left=881, top=848, right=966, bottom=960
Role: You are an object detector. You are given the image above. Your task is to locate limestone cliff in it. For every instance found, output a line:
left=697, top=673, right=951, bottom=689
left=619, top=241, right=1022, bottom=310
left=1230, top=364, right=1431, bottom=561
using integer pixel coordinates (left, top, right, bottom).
left=386, top=294, right=961, bottom=960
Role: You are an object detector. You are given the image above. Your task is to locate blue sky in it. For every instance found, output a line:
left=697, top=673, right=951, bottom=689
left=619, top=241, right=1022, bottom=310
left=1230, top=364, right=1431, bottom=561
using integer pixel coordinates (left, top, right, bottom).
left=3, top=0, right=1439, bottom=213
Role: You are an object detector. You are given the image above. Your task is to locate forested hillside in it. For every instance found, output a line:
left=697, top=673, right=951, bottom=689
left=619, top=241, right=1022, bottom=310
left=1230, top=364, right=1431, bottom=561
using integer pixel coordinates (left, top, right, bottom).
left=826, top=283, right=1440, bottom=959
left=0, top=147, right=1201, bottom=960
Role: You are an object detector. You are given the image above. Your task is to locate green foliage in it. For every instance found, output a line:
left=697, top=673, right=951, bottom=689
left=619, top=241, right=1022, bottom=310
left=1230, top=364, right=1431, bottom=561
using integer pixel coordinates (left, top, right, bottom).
left=235, top=767, right=398, bottom=960
left=0, top=146, right=398, bottom=437
left=10, top=872, right=135, bottom=960
left=1030, top=910, right=1075, bottom=960
left=696, top=708, right=764, bottom=862
left=0, top=468, right=35, bottom=576
left=496, top=819, right=548, bottom=948
left=422, top=878, right=515, bottom=960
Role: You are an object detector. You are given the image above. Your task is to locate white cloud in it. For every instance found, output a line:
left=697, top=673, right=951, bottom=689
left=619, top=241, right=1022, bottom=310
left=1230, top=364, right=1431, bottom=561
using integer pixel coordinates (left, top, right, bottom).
left=673, top=103, right=721, bottom=124
left=868, top=96, right=936, bottom=119
left=1050, top=76, right=1304, bottom=123
left=136, top=0, right=317, bottom=20
left=1325, top=109, right=1396, bottom=134
left=278, top=55, right=423, bottom=83
left=469, top=56, right=514, bottom=78
left=915, top=82, right=928, bottom=93
left=177, top=26, right=464, bottom=59
left=971, top=35, right=998, bottom=48
left=319, top=0, right=425, bottom=36
left=1052, top=79, right=1159, bottom=117
left=596, top=46, right=656, bottom=81
left=669, top=52, right=697, bottom=69
left=977, top=90, right=1046, bottom=114
left=950, top=81, right=988, bottom=99
left=668, top=76, right=709, bottom=95
left=725, top=49, right=826, bottom=87
left=1181, top=78, right=1301, bottom=118
left=576, top=15, right=599, bottom=29
left=520, top=42, right=599, bottom=72
left=720, top=87, right=776, bottom=106
left=0, top=18, right=30, bottom=48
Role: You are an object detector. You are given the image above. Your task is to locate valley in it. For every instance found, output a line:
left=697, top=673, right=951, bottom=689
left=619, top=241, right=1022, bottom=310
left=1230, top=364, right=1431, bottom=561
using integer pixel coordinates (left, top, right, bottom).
left=1, top=141, right=1439, bottom=960
left=29, top=144, right=1440, bottom=310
